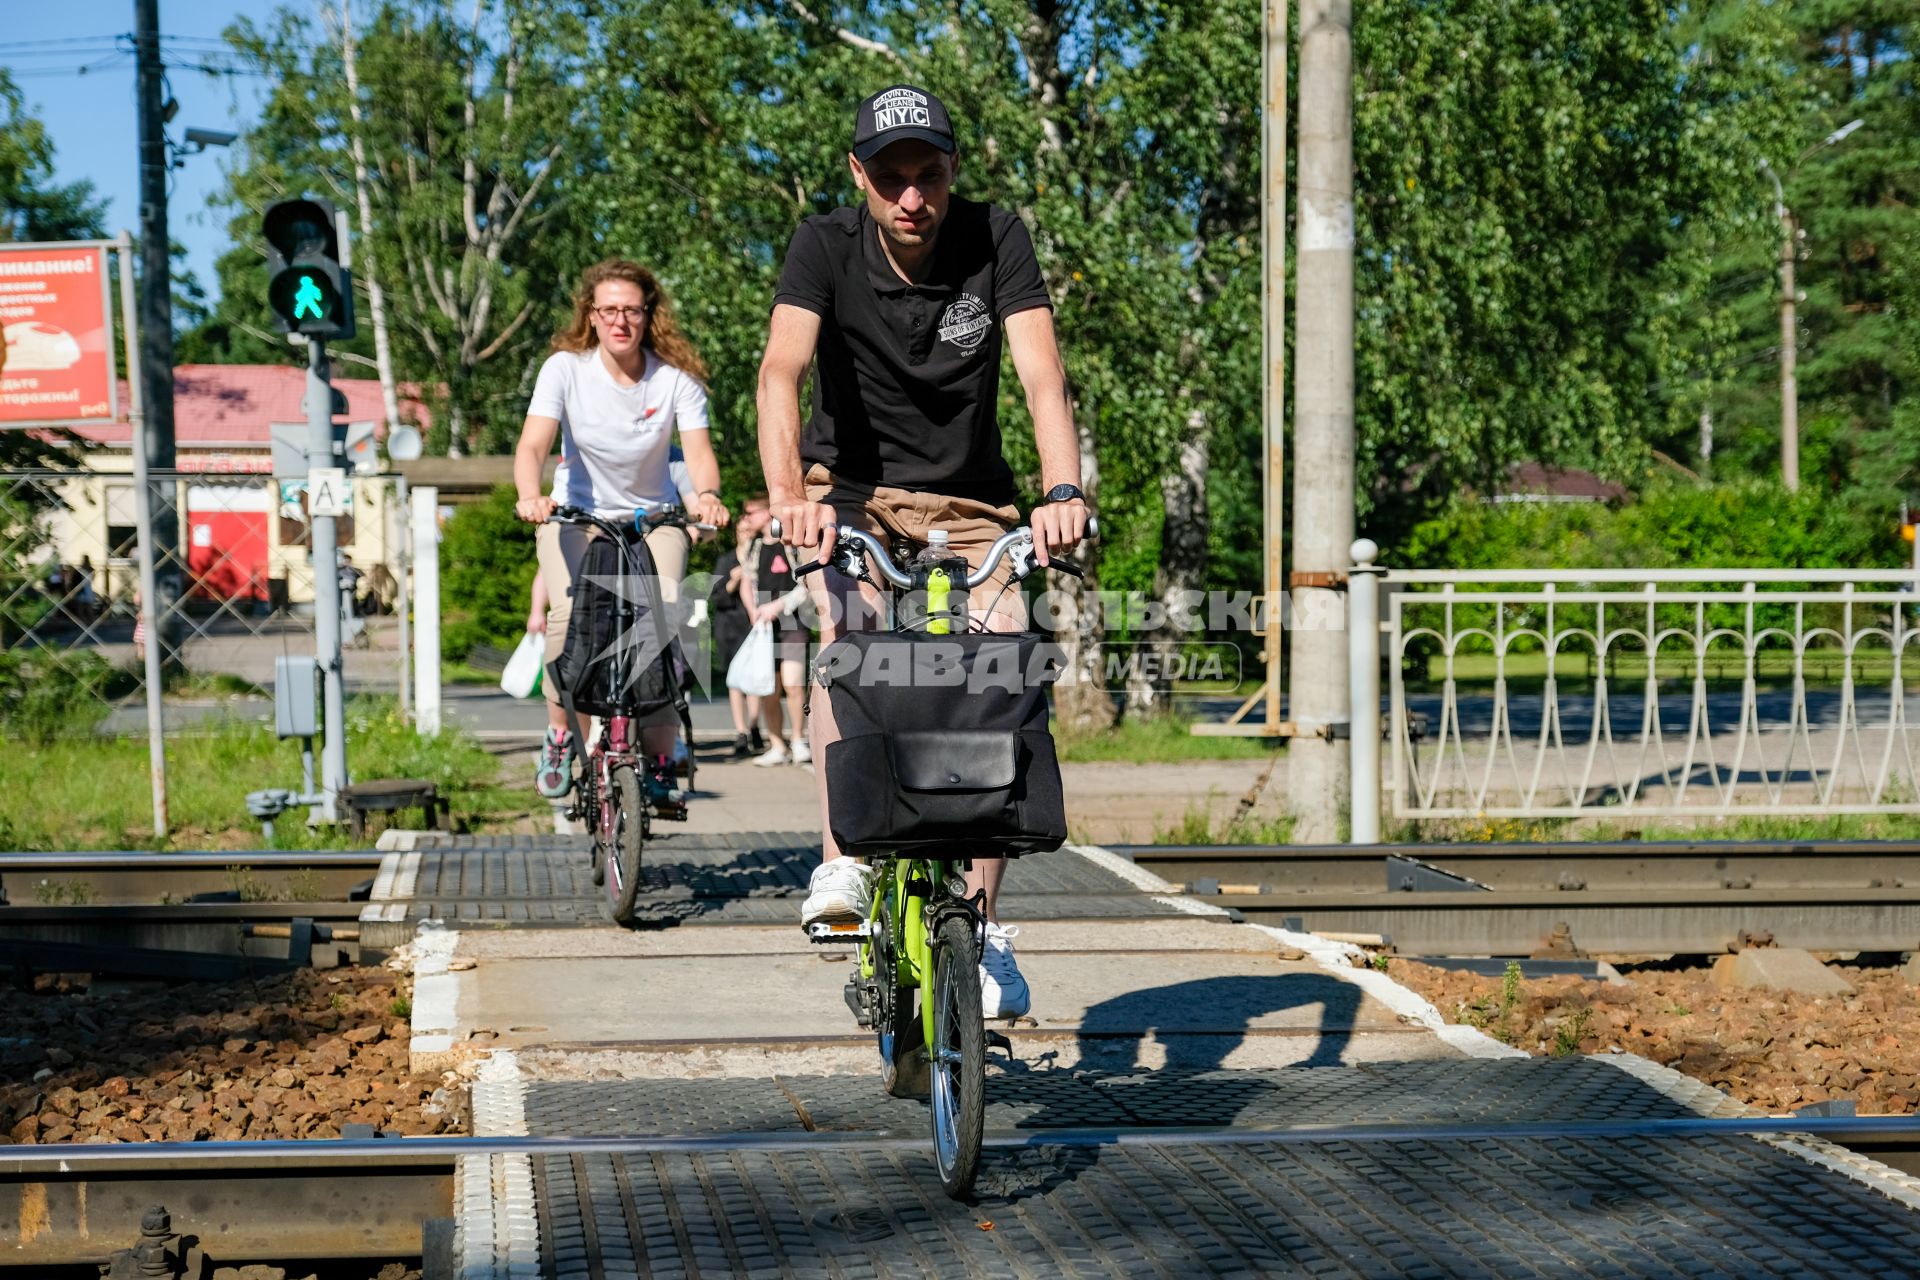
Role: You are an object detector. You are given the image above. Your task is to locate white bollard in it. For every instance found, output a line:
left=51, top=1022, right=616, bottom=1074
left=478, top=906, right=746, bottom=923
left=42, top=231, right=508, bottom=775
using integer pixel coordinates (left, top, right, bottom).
left=411, top=486, right=442, bottom=736
left=1348, top=538, right=1382, bottom=844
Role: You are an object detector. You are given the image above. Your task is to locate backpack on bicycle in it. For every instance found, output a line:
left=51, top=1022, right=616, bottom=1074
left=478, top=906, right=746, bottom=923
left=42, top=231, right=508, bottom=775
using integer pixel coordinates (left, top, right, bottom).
left=546, top=526, right=692, bottom=721
left=816, top=630, right=1067, bottom=858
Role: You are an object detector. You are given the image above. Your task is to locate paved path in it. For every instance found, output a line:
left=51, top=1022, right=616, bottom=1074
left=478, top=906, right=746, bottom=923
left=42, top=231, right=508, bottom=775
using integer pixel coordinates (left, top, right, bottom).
left=358, top=812, right=1920, bottom=1277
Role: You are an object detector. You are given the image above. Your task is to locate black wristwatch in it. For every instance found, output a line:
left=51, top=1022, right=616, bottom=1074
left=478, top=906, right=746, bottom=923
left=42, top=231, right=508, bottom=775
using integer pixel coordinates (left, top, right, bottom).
left=1042, top=483, right=1085, bottom=505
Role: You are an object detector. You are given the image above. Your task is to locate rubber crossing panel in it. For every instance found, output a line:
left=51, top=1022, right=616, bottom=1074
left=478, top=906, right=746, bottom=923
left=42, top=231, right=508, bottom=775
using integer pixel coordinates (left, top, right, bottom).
left=530, top=1136, right=1920, bottom=1279
left=369, top=833, right=1186, bottom=932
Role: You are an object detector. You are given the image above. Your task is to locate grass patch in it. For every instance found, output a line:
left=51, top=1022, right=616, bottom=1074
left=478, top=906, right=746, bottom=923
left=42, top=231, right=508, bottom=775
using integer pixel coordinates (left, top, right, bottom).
left=1056, top=715, right=1277, bottom=764
left=0, top=696, right=518, bottom=852
left=1460, top=959, right=1526, bottom=1045
left=1151, top=795, right=1294, bottom=845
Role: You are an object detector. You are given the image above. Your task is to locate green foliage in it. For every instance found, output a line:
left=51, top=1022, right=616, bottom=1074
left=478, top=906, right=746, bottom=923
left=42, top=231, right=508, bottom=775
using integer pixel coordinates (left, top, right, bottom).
left=1055, top=716, right=1272, bottom=764
left=1151, top=798, right=1294, bottom=846
left=165, top=1, right=1919, bottom=618
left=1672, top=3, right=1919, bottom=511
left=1400, top=481, right=1900, bottom=572
left=0, top=695, right=506, bottom=851
left=0, top=650, right=121, bottom=744
left=1551, top=1006, right=1593, bottom=1057
left=437, top=486, right=539, bottom=662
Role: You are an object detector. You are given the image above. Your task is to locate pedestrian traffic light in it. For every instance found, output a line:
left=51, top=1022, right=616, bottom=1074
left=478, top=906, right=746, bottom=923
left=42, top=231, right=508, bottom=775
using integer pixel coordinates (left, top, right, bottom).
left=262, top=197, right=355, bottom=340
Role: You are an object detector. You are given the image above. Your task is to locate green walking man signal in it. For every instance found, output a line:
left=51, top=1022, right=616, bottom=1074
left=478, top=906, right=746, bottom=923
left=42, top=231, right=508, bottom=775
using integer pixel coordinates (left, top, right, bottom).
left=262, top=197, right=355, bottom=340
left=293, top=274, right=326, bottom=320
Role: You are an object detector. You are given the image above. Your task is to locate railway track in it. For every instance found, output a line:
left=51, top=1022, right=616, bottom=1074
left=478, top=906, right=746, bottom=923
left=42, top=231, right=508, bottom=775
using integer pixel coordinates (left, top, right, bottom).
left=0, top=852, right=379, bottom=979
left=0, top=850, right=381, bottom=906
left=6, top=1116, right=1919, bottom=1272
left=1115, top=840, right=1920, bottom=956
left=1118, top=839, right=1920, bottom=894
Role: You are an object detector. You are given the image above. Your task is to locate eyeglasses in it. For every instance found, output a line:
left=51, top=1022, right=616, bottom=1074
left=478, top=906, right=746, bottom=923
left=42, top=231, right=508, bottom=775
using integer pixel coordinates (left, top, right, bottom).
left=592, top=305, right=649, bottom=322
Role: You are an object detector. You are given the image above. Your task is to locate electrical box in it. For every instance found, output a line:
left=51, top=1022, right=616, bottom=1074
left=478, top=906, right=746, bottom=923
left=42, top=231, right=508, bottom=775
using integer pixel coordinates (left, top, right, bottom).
left=275, top=656, right=319, bottom=739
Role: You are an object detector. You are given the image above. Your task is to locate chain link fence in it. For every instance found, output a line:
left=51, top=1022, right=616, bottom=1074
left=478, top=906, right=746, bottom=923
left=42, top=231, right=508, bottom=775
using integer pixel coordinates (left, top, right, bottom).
left=1, top=467, right=412, bottom=740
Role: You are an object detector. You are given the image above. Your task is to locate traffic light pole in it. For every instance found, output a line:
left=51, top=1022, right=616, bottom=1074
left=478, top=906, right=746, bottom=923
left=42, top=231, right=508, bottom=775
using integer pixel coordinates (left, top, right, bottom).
left=306, top=340, right=349, bottom=821
left=134, top=0, right=181, bottom=662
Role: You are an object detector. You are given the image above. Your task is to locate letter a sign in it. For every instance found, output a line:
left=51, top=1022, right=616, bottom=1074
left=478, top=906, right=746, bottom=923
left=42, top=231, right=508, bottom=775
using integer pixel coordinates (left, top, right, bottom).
left=308, top=466, right=350, bottom=518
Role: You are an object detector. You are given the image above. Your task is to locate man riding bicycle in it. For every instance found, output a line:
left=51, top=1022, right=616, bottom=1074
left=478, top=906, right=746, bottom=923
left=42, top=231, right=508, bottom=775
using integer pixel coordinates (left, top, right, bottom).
left=757, top=84, right=1089, bottom=1019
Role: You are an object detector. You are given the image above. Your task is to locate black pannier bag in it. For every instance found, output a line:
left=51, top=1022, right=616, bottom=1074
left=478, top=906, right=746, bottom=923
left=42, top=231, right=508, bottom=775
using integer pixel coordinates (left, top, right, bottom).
left=818, top=631, right=1068, bottom=858
left=546, top=527, right=691, bottom=721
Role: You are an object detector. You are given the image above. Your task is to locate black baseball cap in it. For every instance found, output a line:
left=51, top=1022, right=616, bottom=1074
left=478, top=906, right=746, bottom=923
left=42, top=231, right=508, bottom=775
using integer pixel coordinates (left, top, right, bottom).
left=852, top=85, right=956, bottom=162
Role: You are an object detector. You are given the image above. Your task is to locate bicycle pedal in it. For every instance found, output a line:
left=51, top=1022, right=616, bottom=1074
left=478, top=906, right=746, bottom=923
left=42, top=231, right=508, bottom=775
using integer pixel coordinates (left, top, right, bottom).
left=807, top=921, right=872, bottom=944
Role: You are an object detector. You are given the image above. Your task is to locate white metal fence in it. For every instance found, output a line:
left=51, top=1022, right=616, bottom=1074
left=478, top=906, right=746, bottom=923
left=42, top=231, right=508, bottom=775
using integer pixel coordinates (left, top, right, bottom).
left=1348, top=546, right=1920, bottom=824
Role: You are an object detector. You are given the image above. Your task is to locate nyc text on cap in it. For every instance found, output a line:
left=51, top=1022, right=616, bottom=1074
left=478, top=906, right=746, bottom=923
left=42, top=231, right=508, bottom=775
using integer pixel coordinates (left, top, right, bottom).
left=853, top=85, right=956, bottom=161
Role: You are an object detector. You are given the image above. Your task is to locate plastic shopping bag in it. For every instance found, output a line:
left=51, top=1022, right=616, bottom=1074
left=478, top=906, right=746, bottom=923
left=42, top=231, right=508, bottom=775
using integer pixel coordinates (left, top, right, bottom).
left=500, top=629, right=545, bottom=699
left=726, top=621, right=776, bottom=697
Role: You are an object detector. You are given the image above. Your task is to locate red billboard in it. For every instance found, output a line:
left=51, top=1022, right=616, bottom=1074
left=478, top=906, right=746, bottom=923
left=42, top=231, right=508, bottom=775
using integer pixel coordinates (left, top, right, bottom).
left=0, top=243, right=116, bottom=428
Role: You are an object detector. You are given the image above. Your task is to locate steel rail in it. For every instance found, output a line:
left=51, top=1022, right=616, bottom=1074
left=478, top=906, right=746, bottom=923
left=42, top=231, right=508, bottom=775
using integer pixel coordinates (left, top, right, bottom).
left=1201, top=885, right=1920, bottom=955
left=10, top=1117, right=1916, bottom=1267
left=0, top=901, right=364, bottom=924
left=9, top=1114, right=1920, bottom=1171
left=1116, top=839, right=1920, bottom=895
left=0, top=850, right=382, bottom=905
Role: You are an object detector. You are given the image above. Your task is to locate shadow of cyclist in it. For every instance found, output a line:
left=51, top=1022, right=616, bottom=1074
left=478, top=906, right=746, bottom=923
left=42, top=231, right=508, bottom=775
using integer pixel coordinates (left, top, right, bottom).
left=966, top=973, right=1364, bottom=1202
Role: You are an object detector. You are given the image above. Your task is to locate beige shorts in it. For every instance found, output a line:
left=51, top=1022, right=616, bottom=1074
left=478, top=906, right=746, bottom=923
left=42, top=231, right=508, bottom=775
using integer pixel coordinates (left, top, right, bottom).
left=802, top=464, right=1027, bottom=633
left=536, top=519, right=689, bottom=708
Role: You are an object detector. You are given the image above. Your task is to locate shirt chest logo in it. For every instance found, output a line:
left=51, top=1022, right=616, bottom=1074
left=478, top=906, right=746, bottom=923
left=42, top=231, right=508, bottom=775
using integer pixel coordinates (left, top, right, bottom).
left=936, top=293, right=993, bottom=354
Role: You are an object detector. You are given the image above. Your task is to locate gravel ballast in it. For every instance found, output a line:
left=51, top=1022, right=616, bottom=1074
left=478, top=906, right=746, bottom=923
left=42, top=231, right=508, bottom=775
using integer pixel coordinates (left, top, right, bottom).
left=1, top=965, right=467, bottom=1144
left=1392, top=957, right=1920, bottom=1113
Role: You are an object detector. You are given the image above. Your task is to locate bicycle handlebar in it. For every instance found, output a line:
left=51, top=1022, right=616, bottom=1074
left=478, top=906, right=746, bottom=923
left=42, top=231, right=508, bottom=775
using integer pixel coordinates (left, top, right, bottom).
left=768, top=515, right=1098, bottom=591
left=548, top=503, right=716, bottom=533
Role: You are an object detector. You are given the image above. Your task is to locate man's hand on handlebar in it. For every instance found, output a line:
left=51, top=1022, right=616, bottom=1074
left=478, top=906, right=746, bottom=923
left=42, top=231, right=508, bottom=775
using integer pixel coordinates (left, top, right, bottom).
left=770, top=498, right=840, bottom=562
left=692, top=494, right=731, bottom=529
left=1030, top=496, right=1089, bottom=567
left=515, top=494, right=556, bottom=524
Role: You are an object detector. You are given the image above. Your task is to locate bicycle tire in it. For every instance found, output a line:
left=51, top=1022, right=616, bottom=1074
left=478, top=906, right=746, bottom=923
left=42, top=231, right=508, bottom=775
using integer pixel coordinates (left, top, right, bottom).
left=930, top=915, right=984, bottom=1199
left=605, top=764, right=648, bottom=926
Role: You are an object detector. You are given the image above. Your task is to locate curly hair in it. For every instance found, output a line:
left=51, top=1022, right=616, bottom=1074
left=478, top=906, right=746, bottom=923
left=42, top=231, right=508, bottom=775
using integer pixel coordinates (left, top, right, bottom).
left=551, top=259, right=709, bottom=384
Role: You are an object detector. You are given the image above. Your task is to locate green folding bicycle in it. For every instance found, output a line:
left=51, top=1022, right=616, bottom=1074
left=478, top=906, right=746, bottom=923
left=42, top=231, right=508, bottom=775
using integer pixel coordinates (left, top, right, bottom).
left=781, top=516, right=1089, bottom=1199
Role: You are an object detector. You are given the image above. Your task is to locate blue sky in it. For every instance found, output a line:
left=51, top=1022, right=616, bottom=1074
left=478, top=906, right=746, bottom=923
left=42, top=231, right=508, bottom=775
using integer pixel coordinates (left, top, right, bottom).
left=3, top=1, right=272, bottom=305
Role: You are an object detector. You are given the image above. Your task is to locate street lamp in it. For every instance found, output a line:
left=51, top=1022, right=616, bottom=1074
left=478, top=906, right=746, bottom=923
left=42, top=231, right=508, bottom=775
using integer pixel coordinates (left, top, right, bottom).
left=1757, top=119, right=1863, bottom=494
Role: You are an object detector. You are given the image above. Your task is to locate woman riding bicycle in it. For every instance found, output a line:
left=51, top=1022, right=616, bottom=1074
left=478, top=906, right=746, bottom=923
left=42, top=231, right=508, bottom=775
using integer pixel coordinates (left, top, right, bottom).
left=513, top=259, right=729, bottom=811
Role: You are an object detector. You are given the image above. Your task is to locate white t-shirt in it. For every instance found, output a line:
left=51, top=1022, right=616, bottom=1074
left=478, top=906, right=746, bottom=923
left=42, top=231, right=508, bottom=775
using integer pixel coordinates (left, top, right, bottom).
left=530, top=348, right=709, bottom=518
left=553, top=447, right=697, bottom=509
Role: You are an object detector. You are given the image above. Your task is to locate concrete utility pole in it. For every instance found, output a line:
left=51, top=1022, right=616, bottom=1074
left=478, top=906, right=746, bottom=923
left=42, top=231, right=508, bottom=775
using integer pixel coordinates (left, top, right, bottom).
left=1288, top=0, right=1356, bottom=844
left=134, top=0, right=181, bottom=654
left=1261, top=0, right=1288, bottom=733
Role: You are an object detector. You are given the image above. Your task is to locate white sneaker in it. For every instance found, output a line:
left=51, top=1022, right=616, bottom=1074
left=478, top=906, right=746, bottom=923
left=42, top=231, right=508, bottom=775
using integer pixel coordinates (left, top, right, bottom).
left=980, top=922, right=1031, bottom=1019
left=790, top=739, right=812, bottom=765
left=752, top=743, right=790, bottom=767
left=801, top=858, right=874, bottom=927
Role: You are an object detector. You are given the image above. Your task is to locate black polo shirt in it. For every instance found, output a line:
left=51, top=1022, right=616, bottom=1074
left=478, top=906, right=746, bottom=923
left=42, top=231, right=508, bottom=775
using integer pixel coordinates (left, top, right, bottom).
left=772, top=195, right=1051, bottom=505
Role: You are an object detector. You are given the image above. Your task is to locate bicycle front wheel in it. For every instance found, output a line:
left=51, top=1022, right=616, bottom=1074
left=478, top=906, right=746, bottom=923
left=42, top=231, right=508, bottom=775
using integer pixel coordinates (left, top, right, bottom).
left=929, top=915, right=984, bottom=1199
left=604, top=764, right=648, bottom=926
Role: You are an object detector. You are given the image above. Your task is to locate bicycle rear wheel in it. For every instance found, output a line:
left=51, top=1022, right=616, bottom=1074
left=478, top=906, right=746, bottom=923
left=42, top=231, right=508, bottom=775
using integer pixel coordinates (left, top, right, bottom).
left=604, top=764, right=648, bottom=926
left=930, top=915, right=984, bottom=1199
